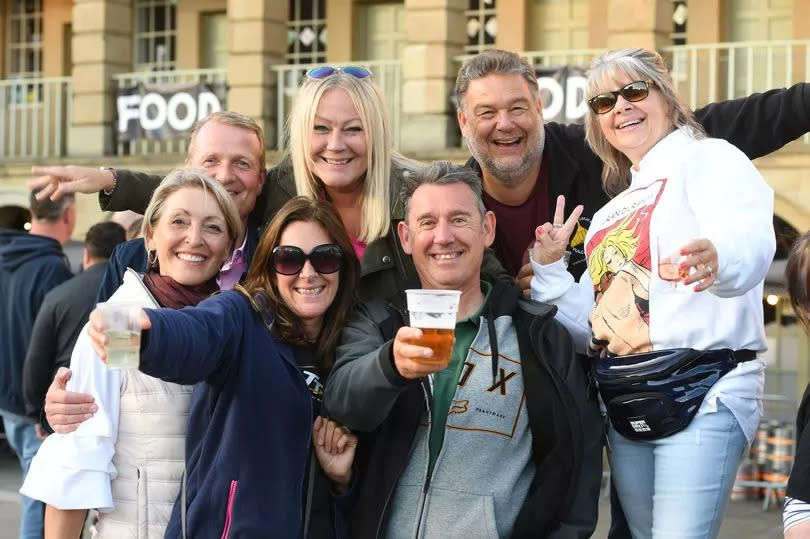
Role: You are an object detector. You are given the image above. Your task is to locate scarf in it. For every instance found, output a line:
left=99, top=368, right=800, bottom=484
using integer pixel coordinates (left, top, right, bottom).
left=143, top=271, right=219, bottom=309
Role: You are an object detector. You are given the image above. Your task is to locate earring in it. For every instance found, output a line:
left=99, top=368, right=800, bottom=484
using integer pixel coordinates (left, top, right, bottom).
left=148, top=250, right=158, bottom=270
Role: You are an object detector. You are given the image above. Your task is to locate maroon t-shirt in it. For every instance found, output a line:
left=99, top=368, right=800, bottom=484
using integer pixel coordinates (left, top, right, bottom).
left=482, top=161, right=550, bottom=277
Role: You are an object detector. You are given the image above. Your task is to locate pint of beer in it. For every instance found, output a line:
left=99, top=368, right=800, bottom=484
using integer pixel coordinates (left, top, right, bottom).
left=405, top=289, right=461, bottom=365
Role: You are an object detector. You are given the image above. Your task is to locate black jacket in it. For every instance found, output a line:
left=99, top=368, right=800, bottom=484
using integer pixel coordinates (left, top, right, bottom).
left=467, top=82, right=810, bottom=280
left=0, top=229, right=72, bottom=418
left=22, top=263, right=107, bottom=416
left=324, top=281, right=603, bottom=538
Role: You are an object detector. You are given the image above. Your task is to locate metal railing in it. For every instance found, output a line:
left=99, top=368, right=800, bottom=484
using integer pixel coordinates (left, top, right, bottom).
left=112, top=68, right=227, bottom=156
left=271, top=60, right=402, bottom=151
left=0, top=77, right=72, bottom=160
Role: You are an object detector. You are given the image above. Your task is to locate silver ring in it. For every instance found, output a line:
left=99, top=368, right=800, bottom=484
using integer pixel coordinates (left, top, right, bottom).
left=707, top=265, right=713, bottom=275
left=553, top=224, right=563, bottom=229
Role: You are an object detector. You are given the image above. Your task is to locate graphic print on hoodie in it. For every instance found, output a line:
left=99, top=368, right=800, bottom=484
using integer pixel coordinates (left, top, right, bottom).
left=585, top=179, right=667, bottom=355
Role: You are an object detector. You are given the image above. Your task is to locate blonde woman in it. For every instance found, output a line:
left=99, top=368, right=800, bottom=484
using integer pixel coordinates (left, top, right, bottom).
left=22, top=169, right=241, bottom=537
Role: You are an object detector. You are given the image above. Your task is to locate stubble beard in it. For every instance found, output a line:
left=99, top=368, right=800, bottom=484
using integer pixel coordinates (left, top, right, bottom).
left=467, top=126, right=546, bottom=188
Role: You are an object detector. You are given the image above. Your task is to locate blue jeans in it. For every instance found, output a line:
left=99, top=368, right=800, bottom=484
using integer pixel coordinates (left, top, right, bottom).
left=2, top=415, right=44, bottom=539
left=607, top=402, right=747, bottom=539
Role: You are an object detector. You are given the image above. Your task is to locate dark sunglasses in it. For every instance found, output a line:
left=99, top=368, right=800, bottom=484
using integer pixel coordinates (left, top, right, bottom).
left=305, top=65, right=373, bottom=80
left=271, top=244, right=344, bottom=276
left=587, top=80, right=655, bottom=114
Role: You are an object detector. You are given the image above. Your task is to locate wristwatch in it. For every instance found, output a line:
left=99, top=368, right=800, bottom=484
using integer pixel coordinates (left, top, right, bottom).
left=100, top=166, right=118, bottom=195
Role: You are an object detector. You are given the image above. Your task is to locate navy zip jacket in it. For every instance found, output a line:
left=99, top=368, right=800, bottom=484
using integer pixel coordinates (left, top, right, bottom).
left=139, top=290, right=313, bottom=538
left=0, top=229, right=72, bottom=418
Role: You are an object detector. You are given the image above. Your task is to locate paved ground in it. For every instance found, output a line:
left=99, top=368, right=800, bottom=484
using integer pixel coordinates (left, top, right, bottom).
left=0, top=450, right=785, bottom=538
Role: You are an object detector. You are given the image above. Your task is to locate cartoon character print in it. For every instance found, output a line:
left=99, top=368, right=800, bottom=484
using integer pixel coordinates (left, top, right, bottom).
left=585, top=180, right=666, bottom=356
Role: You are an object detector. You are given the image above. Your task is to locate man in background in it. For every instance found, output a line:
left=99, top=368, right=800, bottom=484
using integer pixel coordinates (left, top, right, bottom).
left=0, top=191, right=75, bottom=539
left=23, top=221, right=126, bottom=422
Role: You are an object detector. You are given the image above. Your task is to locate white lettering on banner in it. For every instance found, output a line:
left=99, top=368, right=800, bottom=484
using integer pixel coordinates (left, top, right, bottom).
left=537, top=75, right=588, bottom=122
left=167, top=92, right=197, bottom=131
left=538, top=76, right=564, bottom=119
left=117, top=95, right=142, bottom=133
left=197, top=91, right=222, bottom=120
left=140, top=92, right=167, bottom=131
left=116, top=91, right=224, bottom=134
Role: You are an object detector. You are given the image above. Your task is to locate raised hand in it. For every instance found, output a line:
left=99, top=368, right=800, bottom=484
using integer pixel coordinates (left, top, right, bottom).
left=88, top=308, right=151, bottom=363
left=28, top=165, right=116, bottom=201
left=530, top=195, right=584, bottom=266
left=312, top=416, right=358, bottom=493
left=392, top=326, right=451, bottom=379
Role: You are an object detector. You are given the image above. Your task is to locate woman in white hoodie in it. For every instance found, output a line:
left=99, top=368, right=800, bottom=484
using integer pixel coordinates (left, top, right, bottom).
left=530, top=48, right=775, bottom=539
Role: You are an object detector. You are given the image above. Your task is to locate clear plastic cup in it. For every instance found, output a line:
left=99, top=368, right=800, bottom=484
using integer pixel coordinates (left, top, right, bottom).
left=405, top=289, right=461, bottom=365
left=96, top=301, right=142, bottom=369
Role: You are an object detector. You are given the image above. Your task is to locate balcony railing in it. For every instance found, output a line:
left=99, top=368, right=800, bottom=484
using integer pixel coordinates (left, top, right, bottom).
left=0, top=77, right=72, bottom=160
left=456, top=40, right=810, bottom=145
left=112, top=68, right=227, bottom=157
left=271, top=60, right=402, bottom=151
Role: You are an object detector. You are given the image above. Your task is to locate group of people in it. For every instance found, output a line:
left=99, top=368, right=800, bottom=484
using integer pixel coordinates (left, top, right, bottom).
left=0, top=46, right=808, bottom=538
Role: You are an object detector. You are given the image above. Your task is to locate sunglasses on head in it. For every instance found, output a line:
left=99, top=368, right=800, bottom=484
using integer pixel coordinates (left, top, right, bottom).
left=305, top=65, right=374, bottom=81
left=587, top=80, right=655, bottom=114
left=271, top=244, right=344, bottom=276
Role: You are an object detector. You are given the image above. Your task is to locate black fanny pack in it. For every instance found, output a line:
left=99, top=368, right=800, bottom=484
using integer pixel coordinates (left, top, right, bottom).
left=595, top=348, right=755, bottom=441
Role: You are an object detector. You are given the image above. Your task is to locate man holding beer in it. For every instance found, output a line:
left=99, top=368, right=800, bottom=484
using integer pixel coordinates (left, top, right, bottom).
left=324, top=161, right=602, bottom=538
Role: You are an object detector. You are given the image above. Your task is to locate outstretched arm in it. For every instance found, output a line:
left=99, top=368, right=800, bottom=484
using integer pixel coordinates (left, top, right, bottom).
left=695, top=82, right=810, bottom=159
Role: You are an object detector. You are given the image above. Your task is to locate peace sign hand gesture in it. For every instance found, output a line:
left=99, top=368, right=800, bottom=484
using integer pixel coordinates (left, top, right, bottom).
left=530, top=195, right=584, bottom=266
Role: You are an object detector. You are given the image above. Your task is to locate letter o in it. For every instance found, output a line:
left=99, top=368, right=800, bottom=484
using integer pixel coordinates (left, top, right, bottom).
left=139, top=93, right=167, bottom=131
left=167, top=92, right=197, bottom=131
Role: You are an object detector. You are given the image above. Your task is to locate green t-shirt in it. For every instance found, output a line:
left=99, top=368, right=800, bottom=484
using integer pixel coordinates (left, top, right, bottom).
left=427, top=282, right=492, bottom=476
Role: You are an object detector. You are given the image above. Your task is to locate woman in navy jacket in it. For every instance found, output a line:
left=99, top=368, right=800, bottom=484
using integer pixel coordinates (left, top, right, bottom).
left=90, top=197, right=360, bottom=539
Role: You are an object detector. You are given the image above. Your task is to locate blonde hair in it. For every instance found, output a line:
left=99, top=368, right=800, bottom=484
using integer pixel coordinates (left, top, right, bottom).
left=141, top=168, right=242, bottom=260
left=584, top=48, right=705, bottom=196
left=188, top=111, right=266, bottom=170
left=588, top=224, right=639, bottom=286
left=286, top=73, right=391, bottom=243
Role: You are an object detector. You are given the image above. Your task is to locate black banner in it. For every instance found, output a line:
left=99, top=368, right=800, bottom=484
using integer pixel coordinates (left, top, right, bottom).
left=116, top=82, right=228, bottom=141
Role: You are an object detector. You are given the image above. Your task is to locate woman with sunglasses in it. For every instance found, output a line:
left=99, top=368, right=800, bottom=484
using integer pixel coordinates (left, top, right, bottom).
left=528, top=48, right=775, bottom=538
left=83, top=196, right=359, bottom=538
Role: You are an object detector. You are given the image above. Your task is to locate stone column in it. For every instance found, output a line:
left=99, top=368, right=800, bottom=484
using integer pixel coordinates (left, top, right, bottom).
left=326, top=0, right=356, bottom=62
left=400, top=0, right=466, bottom=153
left=226, top=0, right=287, bottom=149
left=68, top=0, right=131, bottom=156
left=605, top=0, right=671, bottom=50
left=495, top=0, right=529, bottom=53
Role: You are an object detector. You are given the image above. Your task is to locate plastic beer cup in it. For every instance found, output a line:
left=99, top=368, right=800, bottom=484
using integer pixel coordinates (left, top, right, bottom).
left=405, top=289, right=461, bottom=365
left=96, top=301, right=142, bottom=369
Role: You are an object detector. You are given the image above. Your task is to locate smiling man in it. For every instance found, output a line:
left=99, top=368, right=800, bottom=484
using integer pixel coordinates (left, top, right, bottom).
left=456, top=50, right=810, bottom=286
left=324, top=161, right=602, bottom=538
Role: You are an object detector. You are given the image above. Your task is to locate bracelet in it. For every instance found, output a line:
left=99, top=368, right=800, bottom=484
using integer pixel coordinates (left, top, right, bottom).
left=100, top=167, right=118, bottom=196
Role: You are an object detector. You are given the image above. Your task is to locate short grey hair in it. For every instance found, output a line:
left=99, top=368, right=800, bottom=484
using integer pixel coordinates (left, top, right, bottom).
left=455, top=49, right=539, bottom=111
left=401, top=161, right=486, bottom=220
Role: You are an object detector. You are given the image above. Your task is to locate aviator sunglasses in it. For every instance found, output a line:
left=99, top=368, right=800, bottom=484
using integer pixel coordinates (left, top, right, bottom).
left=305, top=65, right=374, bottom=80
left=587, top=80, right=656, bottom=114
left=271, top=244, right=344, bottom=276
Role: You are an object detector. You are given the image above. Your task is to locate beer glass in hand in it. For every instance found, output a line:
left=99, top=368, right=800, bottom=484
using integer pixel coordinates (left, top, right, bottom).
left=405, top=289, right=461, bottom=365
